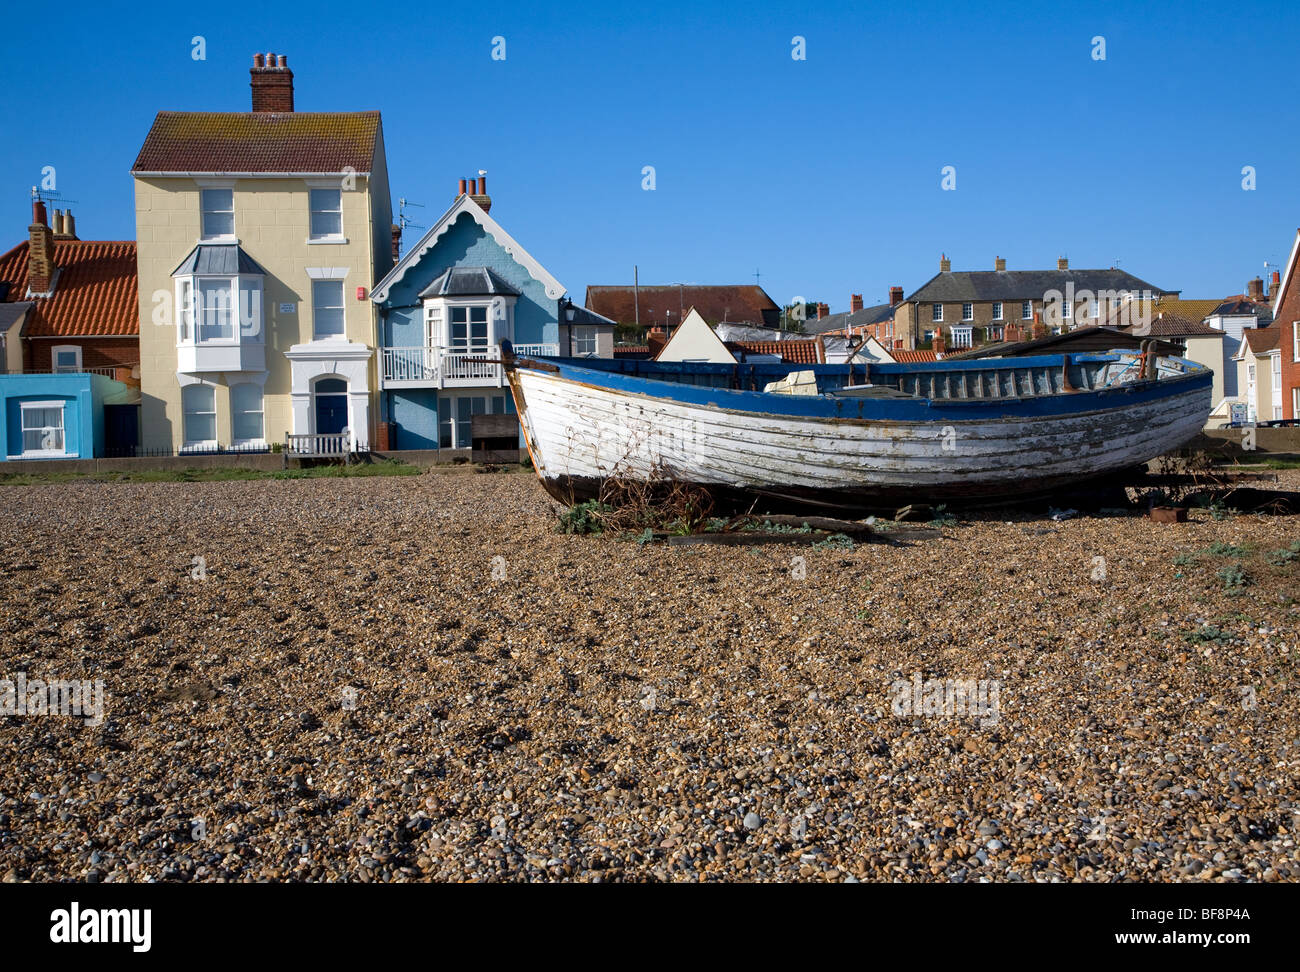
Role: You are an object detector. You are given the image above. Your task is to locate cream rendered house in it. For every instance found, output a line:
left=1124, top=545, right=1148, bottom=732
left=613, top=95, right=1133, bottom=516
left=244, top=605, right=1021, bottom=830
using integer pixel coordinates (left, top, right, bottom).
left=1233, top=327, right=1283, bottom=424
left=131, top=54, right=393, bottom=452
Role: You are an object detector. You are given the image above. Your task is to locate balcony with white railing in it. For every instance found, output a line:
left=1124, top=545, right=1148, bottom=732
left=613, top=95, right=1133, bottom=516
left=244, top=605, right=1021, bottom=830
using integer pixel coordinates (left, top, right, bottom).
left=380, top=344, right=558, bottom=388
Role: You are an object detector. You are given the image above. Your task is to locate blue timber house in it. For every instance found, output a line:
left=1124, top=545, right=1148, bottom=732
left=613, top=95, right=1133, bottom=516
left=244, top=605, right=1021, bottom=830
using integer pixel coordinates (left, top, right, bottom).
left=369, top=181, right=613, bottom=451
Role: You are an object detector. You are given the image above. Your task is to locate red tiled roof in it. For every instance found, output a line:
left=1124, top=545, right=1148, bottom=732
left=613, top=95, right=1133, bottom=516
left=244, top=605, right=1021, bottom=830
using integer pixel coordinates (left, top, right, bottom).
left=132, top=111, right=381, bottom=174
left=1242, top=327, right=1281, bottom=354
left=586, top=286, right=780, bottom=328
left=1129, top=313, right=1222, bottom=337
left=0, top=240, right=138, bottom=336
left=894, top=350, right=939, bottom=363
left=612, top=345, right=649, bottom=357
left=730, top=339, right=822, bottom=365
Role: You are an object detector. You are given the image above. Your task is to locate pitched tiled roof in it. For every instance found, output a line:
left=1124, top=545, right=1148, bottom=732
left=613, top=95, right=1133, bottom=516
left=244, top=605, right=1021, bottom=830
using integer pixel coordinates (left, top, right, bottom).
left=0, top=240, right=138, bottom=337
left=1131, top=313, right=1223, bottom=337
left=894, top=349, right=939, bottom=363
left=1241, top=327, right=1281, bottom=354
left=805, top=302, right=896, bottom=334
left=132, top=111, right=381, bottom=174
left=586, top=285, right=780, bottom=329
left=612, top=345, right=649, bottom=357
left=1211, top=297, right=1271, bottom=319
left=729, top=340, right=823, bottom=365
left=909, top=268, right=1169, bottom=302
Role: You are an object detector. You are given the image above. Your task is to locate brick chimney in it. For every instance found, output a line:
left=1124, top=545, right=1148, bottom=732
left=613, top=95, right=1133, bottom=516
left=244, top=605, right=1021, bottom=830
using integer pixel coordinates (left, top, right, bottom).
left=470, top=175, right=491, bottom=213
left=850, top=294, right=863, bottom=313
left=1057, top=256, right=1069, bottom=271
left=931, top=326, right=945, bottom=354
left=391, top=223, right=402, bottom=263
left=1247, top=276, right=1264, bottom=300
left=940, top=253, right=951, bottom=272
left=1271, top=270, right=1281, bottom=298
left=815, top=302, right=829, bottom=319
left=27, top=200, right=55, bottom=295
left=995, top=256, right=1006, bottom=271
left=889, top=286, right=904, bottom=306
left=250, top=53, right=294, bottom=112
left=1031, top=310, right=1048, bottom=340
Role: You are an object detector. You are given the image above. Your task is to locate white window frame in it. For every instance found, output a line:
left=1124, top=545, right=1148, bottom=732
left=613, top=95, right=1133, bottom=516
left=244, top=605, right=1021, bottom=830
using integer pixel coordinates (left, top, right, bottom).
left=950, top=325, right=973, bottom=349
left=307, top=187, right=346, bottom=243
left=19, top=400, right=67, bottom=457
left=1062, top=299, right=1073, bottom=320
left=572, top=326, right=598, bottom=356
left=51, top=344, right=82, bottom=373
left=1021, top=300, right=1033, bottom=320
left=230, top=382, right=265, bottom=447
left=311, top=278, right=347, bottom=341
left=961, top=302, right=973, bottom=321
left=199, top=187, right=236, bottom=242
left=992, top=301, right=1003, bottom=321
left=181, top=383, right=218, bottom=450
left=931, top=303, right=943, bottom=323
left=446, top=302, right=492, bottom=354
left=174, top=274, right=262, bottom=346
left=1090, top=298, right=1100, bottom=319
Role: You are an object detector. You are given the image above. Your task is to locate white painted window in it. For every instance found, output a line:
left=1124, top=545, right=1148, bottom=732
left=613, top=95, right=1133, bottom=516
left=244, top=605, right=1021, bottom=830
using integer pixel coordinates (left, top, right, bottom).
left=950, top=325, right=973, bottom=348
left=962, top=302, right=973, bottom=321
left=573, top=326, right=598, bottom=355
left=198, top=279, right=235, bottom=341
left=992, top=302, right=1003, bottom=321
left=1062, top=299, right=1073, bottom=320
left=51, top=345, right=81, bottom=373
left=231, top=383, right=264, bottom=444
left=182, top=384, right=217, bottom=447
left=448, top=305, right=489, bottom=353
left=424, top=305, right=442, bottom=346
left=1090, top=298, right=1100, bottom=318
left=312, top=280, right=346, bottom=339
left=1021, top=301, right=1032, bottom=320
left=20, top=401, right=65, bottom=456
left=931, top=303, right=943, bottom=322
left=309, top=189, right=343, bottom=240
left=200, top=188, right=235, bottom=240
left=178, top=279, right=193, bottom=342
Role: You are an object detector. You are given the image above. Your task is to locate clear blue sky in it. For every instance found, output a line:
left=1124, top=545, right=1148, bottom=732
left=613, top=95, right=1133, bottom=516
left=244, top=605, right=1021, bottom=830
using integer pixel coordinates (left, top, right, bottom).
left=1, top=0, right=1295, bottom=312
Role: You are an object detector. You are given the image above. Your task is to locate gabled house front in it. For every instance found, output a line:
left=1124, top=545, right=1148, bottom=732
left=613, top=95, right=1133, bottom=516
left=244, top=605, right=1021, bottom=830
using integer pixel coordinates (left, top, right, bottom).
left=131, top=53, right=394, bottom=453
left=369, top=180, right=613, bottom=451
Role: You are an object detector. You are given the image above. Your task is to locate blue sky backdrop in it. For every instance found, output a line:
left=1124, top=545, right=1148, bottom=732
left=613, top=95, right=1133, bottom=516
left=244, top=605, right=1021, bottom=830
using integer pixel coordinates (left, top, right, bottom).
left=1, top=0, right=1294, bottom=312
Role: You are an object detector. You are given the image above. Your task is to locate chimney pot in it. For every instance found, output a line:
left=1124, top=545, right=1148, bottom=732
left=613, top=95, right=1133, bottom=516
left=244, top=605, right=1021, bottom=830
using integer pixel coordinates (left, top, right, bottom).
left=477, top=176, right=486, bottom=195
left=64, top=209, right=75, bottom=240
left=251, top=52, right=294, bottom=111
left=458, top=178, right=467, bottom=196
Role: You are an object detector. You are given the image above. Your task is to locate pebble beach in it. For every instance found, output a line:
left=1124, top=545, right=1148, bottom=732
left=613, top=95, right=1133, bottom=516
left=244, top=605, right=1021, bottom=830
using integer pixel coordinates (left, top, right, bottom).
left=0, top=471, right=1297, bottom=882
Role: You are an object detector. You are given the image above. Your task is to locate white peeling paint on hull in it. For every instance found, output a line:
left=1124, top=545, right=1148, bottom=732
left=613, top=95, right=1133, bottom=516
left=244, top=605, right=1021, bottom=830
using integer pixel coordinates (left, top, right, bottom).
left=511, top=368, right=1209, bottom=504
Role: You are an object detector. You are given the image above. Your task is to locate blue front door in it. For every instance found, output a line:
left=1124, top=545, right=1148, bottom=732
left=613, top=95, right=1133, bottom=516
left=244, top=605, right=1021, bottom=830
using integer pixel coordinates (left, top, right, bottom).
left=315, top=379, right=348, bottom=434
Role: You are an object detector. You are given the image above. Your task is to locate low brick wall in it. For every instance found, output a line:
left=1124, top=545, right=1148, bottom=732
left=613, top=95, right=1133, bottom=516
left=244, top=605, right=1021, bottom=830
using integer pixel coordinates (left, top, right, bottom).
left=0, top=453, right=286, bottom=475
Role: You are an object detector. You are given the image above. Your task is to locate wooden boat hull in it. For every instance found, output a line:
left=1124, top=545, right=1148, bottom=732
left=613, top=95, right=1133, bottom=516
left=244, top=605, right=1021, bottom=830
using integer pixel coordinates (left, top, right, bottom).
left=504, top=351, right=1213, bottom=512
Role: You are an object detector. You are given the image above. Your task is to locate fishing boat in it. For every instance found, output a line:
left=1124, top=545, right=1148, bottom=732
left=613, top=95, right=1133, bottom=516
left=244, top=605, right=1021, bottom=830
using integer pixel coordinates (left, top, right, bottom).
left=500, top=341, right=1212, bottom=511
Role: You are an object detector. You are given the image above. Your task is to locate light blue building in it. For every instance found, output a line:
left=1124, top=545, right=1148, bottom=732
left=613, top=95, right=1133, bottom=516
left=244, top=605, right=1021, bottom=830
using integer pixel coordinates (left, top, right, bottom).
left=369, top=185, right=613, bottom=450
left=1, top=372, right=133, bottom=461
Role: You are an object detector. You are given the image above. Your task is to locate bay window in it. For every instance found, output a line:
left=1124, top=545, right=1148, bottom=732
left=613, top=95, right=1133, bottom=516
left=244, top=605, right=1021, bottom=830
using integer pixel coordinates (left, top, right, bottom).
left=182, top=384, right=217, bottom=448
left=231, top=383, right=265, bottom=445
left=172, top=244, right=266, bottom=373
